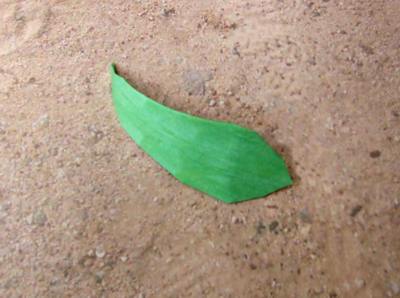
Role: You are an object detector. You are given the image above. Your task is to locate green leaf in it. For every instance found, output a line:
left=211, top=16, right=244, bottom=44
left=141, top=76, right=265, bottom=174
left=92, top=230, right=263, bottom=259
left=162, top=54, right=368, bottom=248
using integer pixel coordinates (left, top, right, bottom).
left=110, top=64, right=292, bottom=203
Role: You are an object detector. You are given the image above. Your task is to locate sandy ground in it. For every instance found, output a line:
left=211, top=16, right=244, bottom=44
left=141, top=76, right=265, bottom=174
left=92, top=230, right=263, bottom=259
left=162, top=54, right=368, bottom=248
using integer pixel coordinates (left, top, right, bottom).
left=1, top=0, right=400, bottom=297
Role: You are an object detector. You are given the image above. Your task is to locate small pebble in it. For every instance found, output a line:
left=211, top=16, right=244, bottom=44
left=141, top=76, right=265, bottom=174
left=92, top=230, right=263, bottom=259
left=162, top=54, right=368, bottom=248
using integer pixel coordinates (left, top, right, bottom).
left=369, top=150, right=381, bottom=158
left=95, top=271, right=104, bottom=283
left=32, top=209, right=47, bottom=226
left=299, top=225, right=311, bottom=236
left=87, top=249, right=95, bottom=257
left=256, top=222, right=266, bottom=234
left=83, top=257, right=94, bottom=267
left=120, top=256, right=128, bottom=262
left=95, top=246, right=106, bottom=258
left=389, top=281, right=400, bottom=295
left=183, top=70, right=205, bottom=96
left=354, top=278, right=365, bottom=288
left=299, top=208, right=312, bottom=223
left=231, top=216, right=240, bottom=224
left=329, top=291, right=338, bottom=298
left=269, top=220, right=279, bottom=232
left=0, top=202, right=11, bottom=212
left=350, top=205, right=363, bottom=217
left=232, top=46, right=240, bottom=57
left=209, top=99, right=216, bottom=107
left=32, top=114, right=49, bottom=129
left=161, top=8, right=175, bottom=17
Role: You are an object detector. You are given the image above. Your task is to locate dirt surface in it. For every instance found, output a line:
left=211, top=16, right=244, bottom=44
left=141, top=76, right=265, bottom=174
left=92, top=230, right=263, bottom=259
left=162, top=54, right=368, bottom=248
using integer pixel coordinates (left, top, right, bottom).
left=1, top=0, right=400, bottom=297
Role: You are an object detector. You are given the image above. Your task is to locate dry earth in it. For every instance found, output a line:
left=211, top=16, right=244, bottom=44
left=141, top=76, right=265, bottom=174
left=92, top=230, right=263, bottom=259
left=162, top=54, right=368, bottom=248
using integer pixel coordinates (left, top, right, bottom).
left=0, top=0, right=399, bottom=297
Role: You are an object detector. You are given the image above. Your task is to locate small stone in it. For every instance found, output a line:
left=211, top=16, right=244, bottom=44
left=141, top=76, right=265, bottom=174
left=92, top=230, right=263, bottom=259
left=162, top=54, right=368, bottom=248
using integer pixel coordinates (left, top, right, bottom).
left=329, top=291, right=338, bottom=298
left=232, top=45, right=240, bottom=57
left=389, top=281, right=400, bottom=295
left=86, top=256, right=95, bottom=267
left=354, top=278, right=365, bottom=288
left=95, top=246, right=106, bottom=258
left=88, top=125, right=105, bottom=143
left=120, top=256, right=128, bottom=262
left=95, top=271, right=104, bottom=283
left=256, top=222, right=266, bottom=234
left=32, top=114, right=49, bottom=129
left=209, top=99, right=216, bottom=107
left=299, top=208, right=312, bottom=223
left=300, top=225, right=311, bottom=236
left=369, top=150, right=381, bottom=158
left=26, top=214, right=33, bottom=225
left=87, top=249, right=95, bottom=257
left=56, top=169, right=65, bottom=179
left=271, top=279, right=277, bottom=287
left=269, top=220, right=279, bottom=232
left=350, top=205, right=363, bottom=217
left=32, top=209, right=47, bottom=226
left=231, top=216, right=240, bottom=224
left=0, top=202, right=11, bottom=212
left=183, top=70, right=206, bottom=96
left=49, top=277, right=59, bottom=286
left=312, top=10, right=321, bottom=17
left=325, top=117, right=335, bottom=131
left=161, top=8, right=175, bottom=17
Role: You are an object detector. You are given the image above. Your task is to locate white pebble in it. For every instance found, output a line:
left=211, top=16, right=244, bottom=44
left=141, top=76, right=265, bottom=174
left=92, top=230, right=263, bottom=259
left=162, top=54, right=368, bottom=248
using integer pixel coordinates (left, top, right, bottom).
left=95, top=246, right=106, bottom=258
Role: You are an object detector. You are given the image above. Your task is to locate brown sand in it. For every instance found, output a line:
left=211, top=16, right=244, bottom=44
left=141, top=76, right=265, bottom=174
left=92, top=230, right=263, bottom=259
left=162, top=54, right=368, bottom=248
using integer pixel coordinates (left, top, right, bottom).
left=0, top=0, right=399, bottom=297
